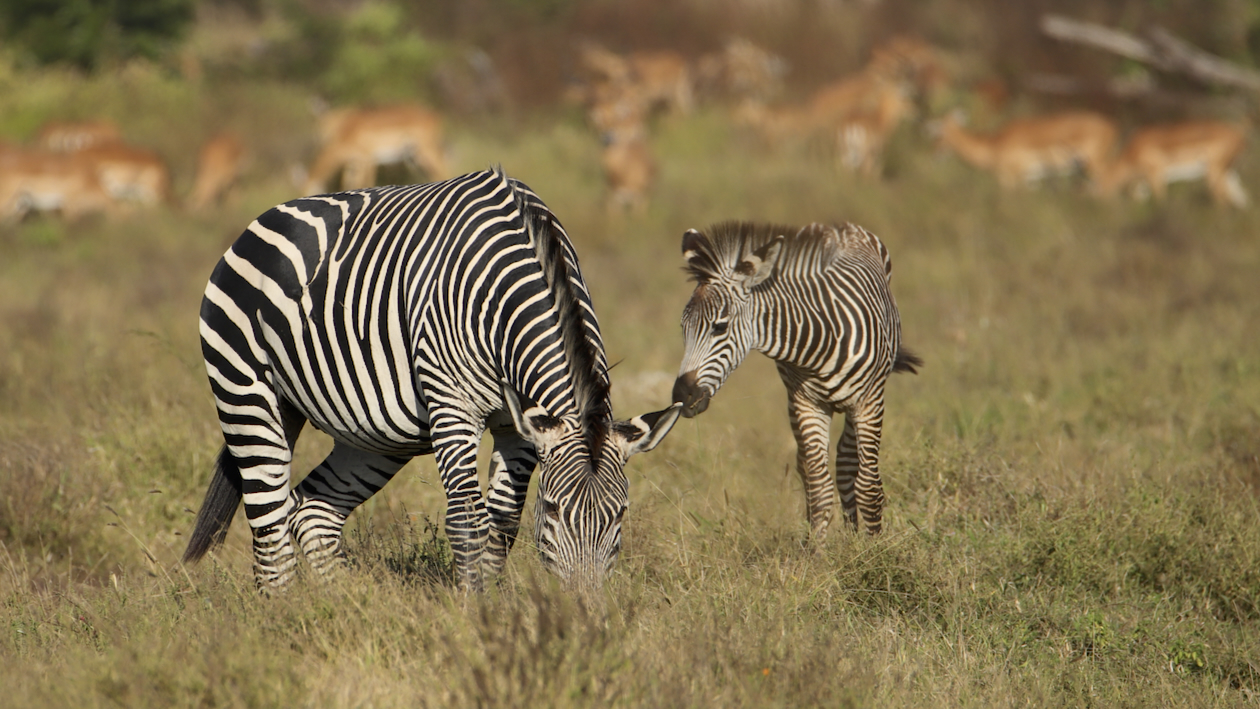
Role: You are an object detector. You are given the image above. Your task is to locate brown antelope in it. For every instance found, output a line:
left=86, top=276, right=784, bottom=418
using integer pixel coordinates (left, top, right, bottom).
left=625, top=50, right=693, bottom=116
left=600, top=118, right=655, bottom=214
left=837, top=82, right=914, bottom=178
left=188, top=133, right=247, bottom=211
left=35, top=119, right=122, bottom=153
left=741, top=36, right=940, bottom=148
left=588, top=83, right=651, bottom=134
left=575, top=42, right=693, bottom=117
left=1100, top=120, right=1248, bottom=207
left=0, top=149, right=116, bottom=222
left=696, top=37, right=789, bottom=102
left=305, top=105, right=448, bottom=195
left=936, top=111, right=1118, bottom=189
left=78, top=142, right=172, bottom=206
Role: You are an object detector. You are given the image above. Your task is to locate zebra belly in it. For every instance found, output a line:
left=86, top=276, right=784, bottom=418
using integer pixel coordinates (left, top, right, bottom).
left=264, top=339, right=434, bottom=457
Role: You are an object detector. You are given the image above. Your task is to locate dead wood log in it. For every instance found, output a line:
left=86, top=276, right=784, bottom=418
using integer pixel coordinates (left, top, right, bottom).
left=1040, top=14, right=1260, bottom=93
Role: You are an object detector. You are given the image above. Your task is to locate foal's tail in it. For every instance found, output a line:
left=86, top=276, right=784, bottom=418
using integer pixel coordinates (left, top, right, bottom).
left=181, top=446, right=243, bottom=564
left=893, top=346, right=924, bottom=375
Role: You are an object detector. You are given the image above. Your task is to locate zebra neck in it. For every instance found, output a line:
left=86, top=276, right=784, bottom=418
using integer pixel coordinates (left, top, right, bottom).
left=750, top=282, right=834, bottom=362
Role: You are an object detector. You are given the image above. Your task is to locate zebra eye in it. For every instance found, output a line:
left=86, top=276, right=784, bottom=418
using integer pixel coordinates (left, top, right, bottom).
left=711, top=321, right=729, bottom=336
left=540, top=498, right=560, bottom=523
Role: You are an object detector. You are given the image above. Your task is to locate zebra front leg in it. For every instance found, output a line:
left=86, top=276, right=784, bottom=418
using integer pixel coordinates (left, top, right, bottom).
left=290, top=444, right=410, bottom=579
left=432, top=414, right=492, bottom=591
left=849, top=401, right=887, bottom=535
left=787, top=393, right=838, bottom=543
left=483, top=425, right=538, bottom=580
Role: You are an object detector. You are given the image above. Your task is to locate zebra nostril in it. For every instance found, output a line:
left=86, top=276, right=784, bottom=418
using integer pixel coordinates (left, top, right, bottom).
left=672, top=372, right=696, bottom=404
left=672, top=371, right=709, bottom=418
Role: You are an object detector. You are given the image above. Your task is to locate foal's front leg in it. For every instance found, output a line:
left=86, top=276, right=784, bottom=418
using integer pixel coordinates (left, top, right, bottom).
left=786, top=391, right=838, bottom=542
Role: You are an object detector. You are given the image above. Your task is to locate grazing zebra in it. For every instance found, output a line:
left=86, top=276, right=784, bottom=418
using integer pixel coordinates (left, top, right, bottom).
left=671, top=221, right=920, bottom=537
left=184, top=168, right=681, bottom=591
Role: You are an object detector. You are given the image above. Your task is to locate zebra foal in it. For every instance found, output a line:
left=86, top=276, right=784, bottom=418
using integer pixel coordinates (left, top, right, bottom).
left=672, top=221, right=920, bottom=537
left=184, top=169, right=681, bottom=591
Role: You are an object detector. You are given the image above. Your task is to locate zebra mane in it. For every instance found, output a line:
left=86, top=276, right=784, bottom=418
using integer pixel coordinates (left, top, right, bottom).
left=508, top=174, right=613, bottom=457
left=685, top=220, right=871, bottom=284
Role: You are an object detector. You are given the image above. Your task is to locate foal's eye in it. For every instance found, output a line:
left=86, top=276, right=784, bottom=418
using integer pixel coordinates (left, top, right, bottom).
left=711, top=321, right=729, bottom=336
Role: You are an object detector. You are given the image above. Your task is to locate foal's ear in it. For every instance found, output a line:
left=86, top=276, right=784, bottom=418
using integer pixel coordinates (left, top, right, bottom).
left=682, top=228, right=716, bottom=281
left=501, top=380, right=564, bottom=451
left=681, top=228, right=709, bottom=257
left=735, top=235, right=784, bottom=289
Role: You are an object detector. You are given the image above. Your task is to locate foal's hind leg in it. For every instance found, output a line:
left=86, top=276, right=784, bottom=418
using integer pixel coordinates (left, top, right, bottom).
left=844, top=399, right=887, bottom=535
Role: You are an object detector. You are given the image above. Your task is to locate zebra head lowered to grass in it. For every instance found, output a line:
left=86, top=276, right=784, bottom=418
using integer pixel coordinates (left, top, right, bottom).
left=183, top=168, right=681, bottom=592
left=672, top=221, right=921, bottom=537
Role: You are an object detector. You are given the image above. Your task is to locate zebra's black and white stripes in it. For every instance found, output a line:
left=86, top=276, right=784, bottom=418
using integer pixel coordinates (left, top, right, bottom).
left=185, top=169, right=680, bottom=590
left=672, top=221, right=920, bottom=537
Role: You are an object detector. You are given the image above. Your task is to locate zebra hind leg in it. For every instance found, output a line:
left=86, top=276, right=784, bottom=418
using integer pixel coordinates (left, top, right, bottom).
left=835, top=415, right=861, bottom=531
left=289, top=444, right=410, bottom=580
left=482, top=426, right=538, bottom=579
left=849, top=403, right=887, bottom=535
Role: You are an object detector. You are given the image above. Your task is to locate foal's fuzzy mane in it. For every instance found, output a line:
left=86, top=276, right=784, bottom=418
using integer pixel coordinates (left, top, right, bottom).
left=684, top=220, right=846, bottom=283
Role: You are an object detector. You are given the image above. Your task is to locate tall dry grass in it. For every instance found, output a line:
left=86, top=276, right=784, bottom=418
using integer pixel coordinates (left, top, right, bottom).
left=2, top=44, right=1260, bottom=707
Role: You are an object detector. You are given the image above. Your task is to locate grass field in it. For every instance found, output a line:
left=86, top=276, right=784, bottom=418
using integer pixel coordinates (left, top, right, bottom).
left=2, top=66, right=1260, bottom=707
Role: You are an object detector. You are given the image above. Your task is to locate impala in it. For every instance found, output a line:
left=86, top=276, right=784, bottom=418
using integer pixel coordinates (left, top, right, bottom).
left=1100, top=120, right=1248, bottom=207
left=601, top=121, right=655, bottom=214
left=0, top=148, right=116, bottom=221
left=36, top=119, right=122, bottom=153
left=78, top=142, right=172, bottom=206
left=837, top=82, right=914, bottom=178
left=304, top=105, right=448, bottom=194
left=936, top=111, right=1118, bottom=190
left=188, top=133, right=247, bottom=211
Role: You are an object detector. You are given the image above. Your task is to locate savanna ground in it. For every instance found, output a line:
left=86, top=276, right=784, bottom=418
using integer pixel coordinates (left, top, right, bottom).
left=3, top=11, right=1260, bottom=707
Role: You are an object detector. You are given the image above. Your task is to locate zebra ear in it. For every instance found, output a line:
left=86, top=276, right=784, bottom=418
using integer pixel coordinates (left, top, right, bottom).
left=682, top=229, right=715, bottom=281
left=501, top=380, right=564, bottom=449
left=735, top=235, right=784, bottom=289
left=611, top=402, right=683, bottom=459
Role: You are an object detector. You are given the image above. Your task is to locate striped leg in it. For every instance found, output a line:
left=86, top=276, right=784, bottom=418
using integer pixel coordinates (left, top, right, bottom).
left=835, top=415, right=860, bottom=531
left=847, top=400, right=887, bottom=535
left=290, top=444, right=411, bottom=578
left=786, top=392, right=838, bottom=542
left=482, top=426, right=538, bottom=579
left=431, top=411, right=491, bottom=592
left=220, top=398, right=299, bottom=591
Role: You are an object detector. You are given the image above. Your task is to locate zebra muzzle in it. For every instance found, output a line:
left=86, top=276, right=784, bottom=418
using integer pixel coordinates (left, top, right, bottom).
left=672, top=371, right=711, bottom=418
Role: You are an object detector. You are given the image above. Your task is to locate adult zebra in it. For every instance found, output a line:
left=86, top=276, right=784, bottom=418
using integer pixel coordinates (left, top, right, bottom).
left=184, top=168, right=681, bottom=591
left=671, top=221, right=920, bottom=537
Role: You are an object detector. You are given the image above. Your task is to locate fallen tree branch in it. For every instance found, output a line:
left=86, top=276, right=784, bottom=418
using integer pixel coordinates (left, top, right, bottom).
left=1040, top=15, right=1162, bottom=66
left=1146, top=27, right=1260, bottom=92
left=1040, top=14, right=1260, bottom=93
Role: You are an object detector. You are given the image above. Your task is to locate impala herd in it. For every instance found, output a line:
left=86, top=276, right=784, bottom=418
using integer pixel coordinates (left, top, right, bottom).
left=0, top=35, right=1251, bottom=223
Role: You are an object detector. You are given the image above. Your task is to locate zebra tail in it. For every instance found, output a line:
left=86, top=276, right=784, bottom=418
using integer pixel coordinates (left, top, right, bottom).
left=181, top=446, right=244, bottom=564
left=893, top=346, right=924, bottom=375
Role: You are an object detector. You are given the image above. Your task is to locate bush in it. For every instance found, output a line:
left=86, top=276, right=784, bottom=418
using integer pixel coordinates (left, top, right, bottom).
left=0, top=0, right=194, bottom=70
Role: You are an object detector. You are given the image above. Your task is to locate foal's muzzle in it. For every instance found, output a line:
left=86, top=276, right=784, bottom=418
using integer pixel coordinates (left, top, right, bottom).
left=672, top=371, right=711, bottom=418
